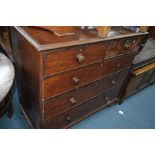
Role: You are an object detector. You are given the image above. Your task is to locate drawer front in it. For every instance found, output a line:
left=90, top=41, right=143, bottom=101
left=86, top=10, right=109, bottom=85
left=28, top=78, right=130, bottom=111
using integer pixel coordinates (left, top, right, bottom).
left=43, top=69, right=129, bottom=120
left=44, top=42, right=107, bottom=76
left=44, top=53, right=135, bottom=99
left=105, top=36, right=143, bottom=59
left=42, top=84, right=122, bottom=129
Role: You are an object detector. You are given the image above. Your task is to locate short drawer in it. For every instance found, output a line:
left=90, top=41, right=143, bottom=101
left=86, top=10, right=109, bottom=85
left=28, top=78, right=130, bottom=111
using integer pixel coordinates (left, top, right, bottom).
left=42, top=84, right=122, bottom=129
left=44, top=53, right=135, bottom=99
left=105, top=36, right=143, bottom=59
left=43, top=69, right=129, bottom=120
left=44, top=42, right=107, bottom=76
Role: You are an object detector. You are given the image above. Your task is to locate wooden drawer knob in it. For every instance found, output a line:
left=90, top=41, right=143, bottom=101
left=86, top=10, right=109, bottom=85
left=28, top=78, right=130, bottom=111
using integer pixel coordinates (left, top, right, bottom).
left=66, top=115, right=71, bottom=122
left=69, top=98, right=76, bottom=104
left=72, top=77, right=80, bottom=84
left=105, top=96, right=111, bottom=104
left=132, top=40, right=136, bottom=44
left=116, top=63, right=121, bottom=68
left=124, top=41, right=131, bottom=48
left=110, top=80, right=116, bottom=85
left=76, top=53, right=85, bottom=63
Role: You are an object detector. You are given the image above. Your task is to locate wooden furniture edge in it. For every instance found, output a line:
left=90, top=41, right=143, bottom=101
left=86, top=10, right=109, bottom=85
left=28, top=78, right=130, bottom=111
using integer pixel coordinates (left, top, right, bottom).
left=14, top=26, right=148, bottom=51
left=132, top=61, right=155, bottom=76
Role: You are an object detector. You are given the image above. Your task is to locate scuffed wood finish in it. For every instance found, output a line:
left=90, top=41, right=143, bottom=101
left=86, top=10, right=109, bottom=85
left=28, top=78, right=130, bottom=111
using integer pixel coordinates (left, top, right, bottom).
left=10, top=26, right=147, bottom=128
left=105, top=36, right=144, bottom=59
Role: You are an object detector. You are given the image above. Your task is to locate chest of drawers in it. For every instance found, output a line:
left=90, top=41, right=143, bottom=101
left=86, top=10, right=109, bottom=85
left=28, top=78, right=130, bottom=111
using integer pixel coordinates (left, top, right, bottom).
left=10, top=26, right=147, bottom=128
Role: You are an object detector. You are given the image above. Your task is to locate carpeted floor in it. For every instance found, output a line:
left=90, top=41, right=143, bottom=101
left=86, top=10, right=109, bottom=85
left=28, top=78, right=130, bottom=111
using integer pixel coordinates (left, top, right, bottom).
left=0, top=83, right=155, bottom=129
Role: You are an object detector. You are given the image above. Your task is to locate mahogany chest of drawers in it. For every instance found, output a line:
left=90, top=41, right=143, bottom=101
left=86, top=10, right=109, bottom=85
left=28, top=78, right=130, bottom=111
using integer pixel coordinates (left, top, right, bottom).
left=10, top=26, right=147, bottom=128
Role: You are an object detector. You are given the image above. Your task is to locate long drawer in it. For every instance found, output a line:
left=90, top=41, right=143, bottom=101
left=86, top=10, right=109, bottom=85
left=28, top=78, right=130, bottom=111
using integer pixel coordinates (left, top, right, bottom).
left=44, top=36, right=143, bottom=76
left=42, top=84, right=122, bottom=129
left=43, top=69, right=129, bottom=120
left=44, top=53, right=135, bottom=99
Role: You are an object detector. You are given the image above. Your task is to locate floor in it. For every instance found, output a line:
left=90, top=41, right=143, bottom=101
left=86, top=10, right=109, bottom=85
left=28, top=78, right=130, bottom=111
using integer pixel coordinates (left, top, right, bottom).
left=0, top=83, right=155, bottom=129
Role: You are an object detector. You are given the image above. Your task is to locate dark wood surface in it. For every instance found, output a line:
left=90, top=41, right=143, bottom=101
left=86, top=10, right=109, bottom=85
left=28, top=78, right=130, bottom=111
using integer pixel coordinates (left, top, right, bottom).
left=42, top=84, right=123, bottom=129
left=44, top=42, right=107, bottom=75
left=44, top=53, right=135, bottom=99
left=36, top=26, right=75, bottom=36
left=15, top=26, right=148, bottom=51
left=105, top=36, right=143, bottom=59
left=10, top=26, right=147, bottom=128
left=10, top=27, right=43, bottom=128
left=43, top=69, right=129, bottom=120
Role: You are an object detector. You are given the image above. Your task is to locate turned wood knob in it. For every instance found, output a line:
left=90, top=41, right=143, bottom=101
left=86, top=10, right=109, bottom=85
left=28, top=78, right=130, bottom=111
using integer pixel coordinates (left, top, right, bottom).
left=76, top=53, right=85, bottom=63
left=66, top=115, right=71, bottom=121
left=124, top=41, right=131, bottom=48
left=110, top=80, right=116, bottom=85
left=72, top=77, right=80, bottom=84
left=105, top=96, right=111, bottom=104
left=79, top=48, right=83, bottom=52
left=116, top=63, right=121, bottom=68
left=132, top=40, right=136, bottom=44
left=69, top=98, right=76, bottom=104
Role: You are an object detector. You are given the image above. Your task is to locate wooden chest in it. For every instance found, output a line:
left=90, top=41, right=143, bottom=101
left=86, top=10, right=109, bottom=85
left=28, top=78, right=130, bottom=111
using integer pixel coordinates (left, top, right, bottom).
left=124, top=62, right=155, bottom=97
left=10, top=26, right=147, bottom=128
left=124, top=37, right=155, bottom=98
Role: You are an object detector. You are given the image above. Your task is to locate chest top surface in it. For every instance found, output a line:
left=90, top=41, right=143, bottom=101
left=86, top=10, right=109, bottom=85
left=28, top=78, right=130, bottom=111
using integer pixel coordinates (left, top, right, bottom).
left=14, top=26, right=148, bottom=51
